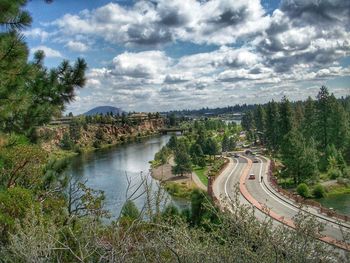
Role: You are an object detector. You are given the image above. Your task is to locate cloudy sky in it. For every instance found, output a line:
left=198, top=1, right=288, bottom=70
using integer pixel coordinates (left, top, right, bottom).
left=25, top=0, right=350, bottom=114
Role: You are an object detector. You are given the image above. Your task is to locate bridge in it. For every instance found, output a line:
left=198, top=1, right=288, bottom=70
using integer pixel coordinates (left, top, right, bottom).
left=159, top=127, right=189, bottom=134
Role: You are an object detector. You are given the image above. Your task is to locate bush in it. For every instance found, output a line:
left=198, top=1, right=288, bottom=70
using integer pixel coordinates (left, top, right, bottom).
left=60, top=132, right=73, bottom=150
left=93, top=140, right=101, bottom=148
left=197, top=157, right=206, bottom=168
left=6, top=134, right=29, bottom=146
left=328, top=168, right=342, bottom=179
left=74, top=145, right=83, bottom=154
left=312, top=184, right=326, bottom=198
left=296, top=183, right=310, bottom=198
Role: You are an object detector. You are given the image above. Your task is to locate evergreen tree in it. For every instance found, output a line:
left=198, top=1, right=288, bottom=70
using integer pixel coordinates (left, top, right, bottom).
left=265, top=100, right=280, bottom=151
left=279, top=96, right=294, bottom=143
left=221, top=134, right=229, bottom=152
left=328, top=95, right=349, bottom=150
left=167, top=134, right=178, bottom=150
left=281, top=130, right=318, bottom=184
left=254, top=105, right=266, bottom=133
left=172, top=149, right=192, bottom=176
left=204, top=137, right=218, bottom=158
left=294, top=102, right=304, bottom=129
left=316, top=86, right=332, bottom=151
left=302, top=97, right=316, bottom=141
left=0, top=1, right=86, bottom=138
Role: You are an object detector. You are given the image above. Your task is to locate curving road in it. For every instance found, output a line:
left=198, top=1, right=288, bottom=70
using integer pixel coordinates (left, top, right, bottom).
left=213, top=154, right=350, bottom=250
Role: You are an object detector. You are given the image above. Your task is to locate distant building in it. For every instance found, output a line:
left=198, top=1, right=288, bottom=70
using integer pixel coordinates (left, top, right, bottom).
left=49, top=117, right=73, bottom=125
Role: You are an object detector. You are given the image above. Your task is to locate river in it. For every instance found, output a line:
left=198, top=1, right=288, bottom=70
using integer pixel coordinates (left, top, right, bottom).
left=66, top=135, right=185, bottom=219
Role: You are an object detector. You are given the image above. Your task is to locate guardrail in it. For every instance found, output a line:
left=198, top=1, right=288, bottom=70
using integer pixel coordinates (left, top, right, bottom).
left=268, top=160, right=349, bottom=223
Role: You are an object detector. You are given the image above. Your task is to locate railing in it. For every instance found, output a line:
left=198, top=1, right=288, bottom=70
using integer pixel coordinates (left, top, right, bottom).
left=268, top=160, right=349, bottom=223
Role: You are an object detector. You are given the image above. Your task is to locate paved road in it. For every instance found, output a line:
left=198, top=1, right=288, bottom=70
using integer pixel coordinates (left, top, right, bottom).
left=213, top=154, right=350, bottom=250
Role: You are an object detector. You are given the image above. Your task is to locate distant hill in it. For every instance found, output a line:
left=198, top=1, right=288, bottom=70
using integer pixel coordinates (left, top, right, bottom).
left=83, top=106, right=123, bottom=116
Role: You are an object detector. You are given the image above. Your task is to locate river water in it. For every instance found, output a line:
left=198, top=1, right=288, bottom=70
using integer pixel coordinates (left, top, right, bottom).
left=319, top=194, right=350, bottom=216
left=65, top=135, right=182, bottom=219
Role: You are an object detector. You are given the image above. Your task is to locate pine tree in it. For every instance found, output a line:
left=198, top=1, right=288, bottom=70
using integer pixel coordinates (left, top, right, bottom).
left=265, top=100, right=280, bottom=151
left=221, top=134, right=229, bottom=152
left=279, top=96, right=294, bottom=143
left=302, top=97, right=316, bottom=141
left=0, top=0, right=87, bottom=138
left=316, top=86, right=331, bottom=151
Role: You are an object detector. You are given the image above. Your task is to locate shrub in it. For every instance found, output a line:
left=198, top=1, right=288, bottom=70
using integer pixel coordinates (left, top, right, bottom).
left=74, top=145, right=83, bottom=154
left=312, top=184, right=326, bottom=198
left=60, top=132, right=73, bottom=150
left=6, top=134, right=29, bottom=146
left=93, top=140, right=101, bottom=148
left=296, top=183, right=310, bottom=198
left=120, top=200, right=139, bottom=221
left=328, top=168, right=342, bottom=179
left=197, top=157, right=206, bottom=168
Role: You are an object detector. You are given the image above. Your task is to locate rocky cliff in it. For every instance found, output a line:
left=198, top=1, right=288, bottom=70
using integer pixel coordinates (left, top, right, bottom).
left=37, top=118, right=164, bottom=152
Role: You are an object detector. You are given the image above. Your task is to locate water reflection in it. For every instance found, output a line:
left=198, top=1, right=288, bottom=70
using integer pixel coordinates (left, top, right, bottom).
left=66, top=135, right=182, bottom=218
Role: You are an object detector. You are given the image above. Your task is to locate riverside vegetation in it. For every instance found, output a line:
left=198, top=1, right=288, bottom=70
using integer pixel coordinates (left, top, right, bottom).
left=151, top=118, right=236, bottom=198
left=0, top=1, right=349, bottom=262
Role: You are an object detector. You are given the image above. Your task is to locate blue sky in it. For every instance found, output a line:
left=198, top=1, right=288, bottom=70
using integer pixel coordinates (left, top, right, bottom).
left=24, top=0, right=350, bottom=114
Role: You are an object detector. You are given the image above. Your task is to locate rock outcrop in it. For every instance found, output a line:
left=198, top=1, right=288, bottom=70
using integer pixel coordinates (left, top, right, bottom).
left=37, top=118, right=164, bottom=152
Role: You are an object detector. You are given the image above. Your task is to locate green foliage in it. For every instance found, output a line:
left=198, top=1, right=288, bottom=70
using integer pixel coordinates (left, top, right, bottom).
left=0, top=143, right=47, bottom=188
left=164, top=182, right=193, bottom=199
left=162, top=204, right=180, bottom=219
left=120, top=200, right=139, bottom=221
left=312, top=184, right=326, bottom=198
left=167, top=134, right=178, bottom=150
left=69, top=120, right=82, bottom=143
left=172, top=149, right=192, bottom=176
left=189, top=189, right=218, bottom=227
left=0, top=0, right=86, bottom=138
left=154, top=146, right=171, bottom=166
left=5, top=133, right=29, bottom=146
left=60, top=132, right=73, bottom=150
left=221, top=134, right=229, bottom=152
left=296, top=183, right=310, bottom=198
left=197, top=157, right=206, bottom=168
left=204, top=137, right=218, bottom=156
left=281, top=129, right=318, bottom=184
left=328, top=168, right=342, bottom=180
left=193, top=165, right=208, bottom=186
left=0, top=187, right=37, bottom=240
left=95, top=126, right=105, bottom=141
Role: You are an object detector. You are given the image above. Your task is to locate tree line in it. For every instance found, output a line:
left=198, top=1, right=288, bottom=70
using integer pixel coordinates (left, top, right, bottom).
left=242, top=86, right=349, bottom=187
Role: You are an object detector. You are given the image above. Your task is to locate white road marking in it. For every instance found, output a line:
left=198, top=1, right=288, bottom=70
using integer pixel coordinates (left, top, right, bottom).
left=256, top=156, right=300, bottom=212
left=257, top=156, right=350, bottom=232
left=224, top=158, right=239, bottom=202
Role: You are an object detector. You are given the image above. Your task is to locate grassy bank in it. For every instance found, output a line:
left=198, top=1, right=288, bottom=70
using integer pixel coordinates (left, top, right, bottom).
left=164, top=181, right=196, bottom=199
left=325, top=184, right=350, bottom=196
left=193, top=166, right=208, bottom=186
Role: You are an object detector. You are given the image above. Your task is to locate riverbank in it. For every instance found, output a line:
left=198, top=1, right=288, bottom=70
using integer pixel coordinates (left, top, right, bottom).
left=151, top=156, right=207, bottom=198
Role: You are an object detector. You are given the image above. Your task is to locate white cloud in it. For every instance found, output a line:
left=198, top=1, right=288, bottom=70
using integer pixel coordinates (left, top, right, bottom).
left=65, top=40, right=89, bottom=52
left=111, top=51, right=170, bottom=82
left=53, top=0, right=269, bottom=46
left=42, top=0, right=349, bottom=113
left=30, top=45, right=63, bottom=58
left=24, top=28, right=50, bottom=42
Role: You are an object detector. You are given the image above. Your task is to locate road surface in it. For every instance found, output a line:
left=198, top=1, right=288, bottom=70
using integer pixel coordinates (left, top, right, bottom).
left=213, top=154, right=350, bottom=250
